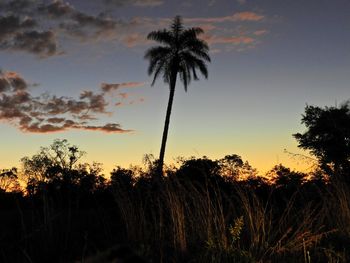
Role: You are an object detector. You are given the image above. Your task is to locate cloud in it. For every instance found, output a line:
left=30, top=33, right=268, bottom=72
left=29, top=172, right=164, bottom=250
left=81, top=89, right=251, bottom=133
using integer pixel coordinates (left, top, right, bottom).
left=0, top=70, right=134, bottom=134
left=122, top=32, right=151, bottom=47
left=203, top=35, right=255, bottom=45
left=196, top=23, right=216, bottom=32
left=119, top=92, right=129, bottom=99
left=0, top=14, right=36, bottom=40
left=254, top=29, right=268, bottom=36
left=0, top=0, right=123, bottom=55
left=46, top=117, right=66, bottom=124
left=103, top=0, right=163, bottom=7
left=37, top=0, right=74, bottom=18
left=81, top=123, right=132, bottom=133
left=69, top=12, right=116, bottom=34
left=0, top=71, right=27, bottom=92
left=0, top=10, right=60, bottom=57
left=185, top=12, right=264, bottom=24
left=22, top=121, right=132, bottom=133
left=80, top=91, right=108, bottom=113
left=101, top=81, right=144, bottom=93
left=11, top=30, right=58, bottom=57
left=37, top=1, right=119, bottom=41
left=2, top=0, right=34, bottom=12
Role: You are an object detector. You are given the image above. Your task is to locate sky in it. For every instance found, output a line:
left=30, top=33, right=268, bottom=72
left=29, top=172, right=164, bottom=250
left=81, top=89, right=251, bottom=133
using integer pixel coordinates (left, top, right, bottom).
left=0, top=0, right=349, bottom=175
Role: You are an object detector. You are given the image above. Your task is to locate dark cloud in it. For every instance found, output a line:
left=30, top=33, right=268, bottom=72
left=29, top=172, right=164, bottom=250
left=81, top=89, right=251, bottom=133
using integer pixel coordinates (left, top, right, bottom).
left=59, top=11, right=117, bottom=40
left=46, top=117, right=66, bottom=124
left=3, top=0, right=34, bottom=13
left=80, top=91, right=108, bottom=113
left=12, top=30, right=58, bottom=57
left=0, top=15, right=35, bottom=40
left=36, top=0, right=119, bottom=40
left=81, top=123, right=132, bottom=133
left=73, top=12, right=116, bottom=29
left=0, top=0, right=119, bottom=55
left=0, top=10, right=58, bottom=57
left=0, top=70, right=132, bottom=134
left=101, top=81, right=144, bottom=93
left=0, top=71, right=28, bottom=92
left=37, top=0, right=74, bottom=18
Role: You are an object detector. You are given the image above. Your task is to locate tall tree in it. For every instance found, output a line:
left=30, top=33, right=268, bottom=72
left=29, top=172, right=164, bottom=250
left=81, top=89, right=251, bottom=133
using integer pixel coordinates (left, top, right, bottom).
left=145, top=16, right=211, bottom=177
left=293, top=102, right=350, bottom=177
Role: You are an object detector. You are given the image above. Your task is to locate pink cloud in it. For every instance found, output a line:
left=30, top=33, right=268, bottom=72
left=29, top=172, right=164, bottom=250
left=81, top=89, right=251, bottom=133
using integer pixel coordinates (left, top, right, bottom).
left=185, top=12, right=264, bottom=24
left=101, top=81, right=144, bottom=93
left=122, top=33, right=151, bottom=47
left=254, top=29, right=268, bottom=36
left=119, top=92, right=129, bottom=99
left=0, top=70, right=136, bottom=134
left=203, top=35, right=255, bottom=45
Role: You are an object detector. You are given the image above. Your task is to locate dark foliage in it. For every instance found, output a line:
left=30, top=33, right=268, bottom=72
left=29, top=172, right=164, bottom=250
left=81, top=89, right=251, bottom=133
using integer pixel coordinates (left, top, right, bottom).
left=294, top=102, right=350, bottom=177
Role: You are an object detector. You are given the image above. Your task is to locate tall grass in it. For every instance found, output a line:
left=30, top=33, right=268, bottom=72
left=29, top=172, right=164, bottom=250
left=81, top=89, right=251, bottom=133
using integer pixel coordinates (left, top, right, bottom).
left=110, top=174, right=337, bottom=262
left=1, top=167, right=349, bottom=262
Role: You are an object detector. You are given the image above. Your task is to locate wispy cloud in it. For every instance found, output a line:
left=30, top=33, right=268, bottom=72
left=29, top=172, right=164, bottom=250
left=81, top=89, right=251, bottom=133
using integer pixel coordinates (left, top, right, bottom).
left=103, top=0, right=164, bottom=7
left=182, top=12, right=267, bottom=53
left=101, top=81, right=145, bottom=93
left=254, top=29, right=268, bottom=36
left=184, top=12, right=265, bottom=24
left=203, top=35, right=255, bottom=45
left=0, top=70, right=140, bottom=133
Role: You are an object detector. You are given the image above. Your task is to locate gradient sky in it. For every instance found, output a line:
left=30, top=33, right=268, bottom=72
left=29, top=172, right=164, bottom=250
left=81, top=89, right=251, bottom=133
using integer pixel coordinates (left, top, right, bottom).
left=1, top=0, right=349, bottom=175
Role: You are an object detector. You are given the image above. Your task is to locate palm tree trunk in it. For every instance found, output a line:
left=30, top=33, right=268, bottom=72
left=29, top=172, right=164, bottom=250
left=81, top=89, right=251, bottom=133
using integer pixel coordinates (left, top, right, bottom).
left=157, top=71, right=177, bottom=178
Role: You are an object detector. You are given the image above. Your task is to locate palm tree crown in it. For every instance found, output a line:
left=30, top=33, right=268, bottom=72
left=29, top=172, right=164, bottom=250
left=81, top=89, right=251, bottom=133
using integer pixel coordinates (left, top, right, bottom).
left=144, top=16, right=210, bottom=177
left=145, top=15, right=210, bottom=91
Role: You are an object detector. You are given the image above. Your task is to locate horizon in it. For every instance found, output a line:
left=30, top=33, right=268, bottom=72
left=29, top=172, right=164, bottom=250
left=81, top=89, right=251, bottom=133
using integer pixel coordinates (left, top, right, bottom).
left=1, top=0, right=349, bottom=175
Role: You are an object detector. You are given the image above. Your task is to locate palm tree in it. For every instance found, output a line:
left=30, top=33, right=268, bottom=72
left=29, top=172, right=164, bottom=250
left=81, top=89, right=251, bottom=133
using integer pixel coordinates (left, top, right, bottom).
left=145, top=16, right=211, bottom=177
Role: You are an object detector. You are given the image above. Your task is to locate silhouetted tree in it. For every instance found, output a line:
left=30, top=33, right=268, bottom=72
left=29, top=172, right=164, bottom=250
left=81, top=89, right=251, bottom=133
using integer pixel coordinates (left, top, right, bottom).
left=145, top=16, right=211, bottom=177
left=293, top=102, right=350, bottom=177
left=21, top=139, right=85, bottom=193
left=267, top=164, right=306, bottom=188
left=110, top=166, right=134, bottom=191
left=175, top=156, right=221, bottom=185
left=0, top=168, right=20, bottom=192
left=218, top=154, right=257, bottom=181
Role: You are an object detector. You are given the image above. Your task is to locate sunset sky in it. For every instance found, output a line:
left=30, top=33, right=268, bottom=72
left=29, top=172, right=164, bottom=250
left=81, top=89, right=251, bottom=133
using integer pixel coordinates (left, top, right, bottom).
left=1, top=0, right=349, bottom=174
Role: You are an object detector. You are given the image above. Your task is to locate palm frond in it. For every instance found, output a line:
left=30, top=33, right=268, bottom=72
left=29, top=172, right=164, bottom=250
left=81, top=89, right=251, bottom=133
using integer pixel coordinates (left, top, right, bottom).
left=147, top=30, right=174, bottom=46
left=144, top=46, right=172, bottom=62
left=179, top=62, right=191, bottom=92
left=187, top=48, right=211, bottom=62
left=181, top=52, right=209, bottom=79
left=179, top=27, right=204, bottom=43
left=183, top=38, right=210, bottom=53
left=151, top=60, right=166, bottom=86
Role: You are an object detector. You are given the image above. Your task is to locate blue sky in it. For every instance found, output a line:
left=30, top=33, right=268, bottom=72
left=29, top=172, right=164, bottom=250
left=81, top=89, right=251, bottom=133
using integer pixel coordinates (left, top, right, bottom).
left=0, top=0, right=349, bottom=174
